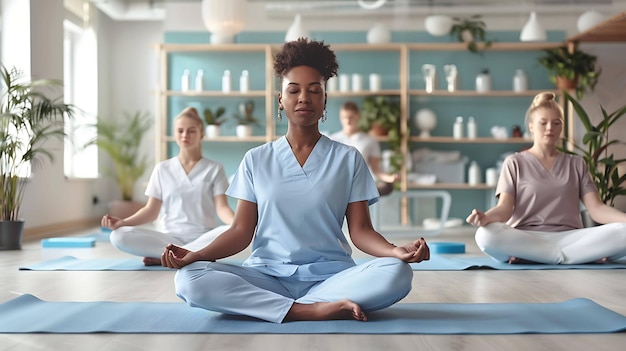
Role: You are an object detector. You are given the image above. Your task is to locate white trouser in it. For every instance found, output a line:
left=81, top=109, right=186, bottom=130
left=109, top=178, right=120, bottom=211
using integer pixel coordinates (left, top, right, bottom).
left=475, top=222, right=626, bottom=264
left=174, top=257, right=413, bottom=323
left=110, top=225, right=229, bottom=258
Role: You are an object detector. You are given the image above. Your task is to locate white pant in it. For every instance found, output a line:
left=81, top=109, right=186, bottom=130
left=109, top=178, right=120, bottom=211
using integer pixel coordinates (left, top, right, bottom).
left=475, top=222, right=626, bottom=264
left=110, top=225, right=229, bottom=258
left=174, top=257, right=413, bottom=323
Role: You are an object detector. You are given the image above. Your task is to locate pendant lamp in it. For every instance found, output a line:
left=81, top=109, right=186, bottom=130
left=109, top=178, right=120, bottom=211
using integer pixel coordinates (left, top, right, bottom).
left=201, top=0, right=247, bottom=44
left=285, top=14, right=310, bottom=42
left=520, top=11, right=546, bottom=42
left=424, top=15, right=453, bottom=37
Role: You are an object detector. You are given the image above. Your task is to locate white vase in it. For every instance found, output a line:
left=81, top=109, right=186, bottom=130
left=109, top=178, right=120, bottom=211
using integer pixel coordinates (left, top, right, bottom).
left=476, top=70, right=491, bottom=92
left=414, top=108, right=437, bottom=138
left=285, top=14, right=309, bottom=42
left=513, top=69, right=529, bottom=92
left=236, top=124, right=253, bottom=138
left=205, top=125, right=220, bottom=138
left=366, top=23, right=391, bottom=44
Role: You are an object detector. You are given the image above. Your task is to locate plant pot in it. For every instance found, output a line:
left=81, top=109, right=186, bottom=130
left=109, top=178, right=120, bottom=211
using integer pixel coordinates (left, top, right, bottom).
left=369, top=123, right=388, bottom=137
left=108, top=200, right=145, bottom=220
left=205, top=124, right=220, bottom=138
left=236, top=124, right=253, bottom=138
left=556, top=76, right=578, bottom=90
left=461, top=29, right=474, bottom=43
left=0, top=220, right=25, bottom=250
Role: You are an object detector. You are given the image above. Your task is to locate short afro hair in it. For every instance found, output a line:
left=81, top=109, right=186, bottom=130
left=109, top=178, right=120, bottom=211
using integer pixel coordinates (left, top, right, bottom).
left=273, top=38, right=338, bottom=81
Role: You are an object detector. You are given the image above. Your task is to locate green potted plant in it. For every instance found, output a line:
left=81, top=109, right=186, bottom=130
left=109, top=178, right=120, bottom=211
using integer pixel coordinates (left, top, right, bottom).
left=0, top=65, right=74, bottom=249
left=203, top=106, right=226, bottom=138
left=85, top=111, right=152, bottom=219
left=559, top=92, right=626, bottom=225
left=359, top=96, right=403, bottom=172
left=537, top=46, right=601, bottom=99
left=233, top=100, right=260, bottom=138
left=449, top=15, right=492, bottom=53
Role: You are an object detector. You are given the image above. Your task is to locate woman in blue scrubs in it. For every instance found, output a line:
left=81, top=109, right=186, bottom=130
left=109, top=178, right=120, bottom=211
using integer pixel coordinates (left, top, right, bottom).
left=161, top=38, right=430, bottom=323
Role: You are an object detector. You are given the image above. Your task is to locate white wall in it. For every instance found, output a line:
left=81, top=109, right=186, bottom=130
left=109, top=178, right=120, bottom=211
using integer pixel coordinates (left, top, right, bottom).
left=1, top=0, right=104, bottom=228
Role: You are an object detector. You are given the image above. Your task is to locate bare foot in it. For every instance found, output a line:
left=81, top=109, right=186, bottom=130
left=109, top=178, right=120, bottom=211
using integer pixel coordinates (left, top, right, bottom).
left=284, top=299, right=367, bottom=322
left=143, top=257, right=161, bottom=266
left=594, top=257, right=609, bottom=264
left=508, top=256, right=541, bottom=264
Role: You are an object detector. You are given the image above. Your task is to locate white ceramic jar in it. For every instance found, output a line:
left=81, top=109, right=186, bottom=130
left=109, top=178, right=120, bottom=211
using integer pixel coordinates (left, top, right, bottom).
left=475, top=69, right=491, bottom=92
left=513, top=69, right=529, bottom=92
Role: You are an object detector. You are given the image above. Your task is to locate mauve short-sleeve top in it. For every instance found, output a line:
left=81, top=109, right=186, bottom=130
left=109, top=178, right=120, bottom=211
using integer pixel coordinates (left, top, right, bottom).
left=496, top=151, right=597, bottom=231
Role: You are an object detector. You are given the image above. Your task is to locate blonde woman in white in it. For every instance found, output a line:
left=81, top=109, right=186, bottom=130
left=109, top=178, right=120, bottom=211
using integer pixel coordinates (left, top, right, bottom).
left=102, top=107, right=234, bottom=265
left=466, top=92, right=626, bottom=264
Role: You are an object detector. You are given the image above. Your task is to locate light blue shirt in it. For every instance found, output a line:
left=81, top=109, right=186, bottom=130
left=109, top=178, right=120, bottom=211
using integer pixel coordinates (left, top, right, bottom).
left=226, top=135, right=379, bottom=281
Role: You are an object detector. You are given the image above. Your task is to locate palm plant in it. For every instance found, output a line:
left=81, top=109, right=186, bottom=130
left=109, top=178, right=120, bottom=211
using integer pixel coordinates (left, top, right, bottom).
left=560, top=91, right=626, bottom=206
left=85, top=111, right=151, bottom=201
left=1, top=65, right=74, bottom=222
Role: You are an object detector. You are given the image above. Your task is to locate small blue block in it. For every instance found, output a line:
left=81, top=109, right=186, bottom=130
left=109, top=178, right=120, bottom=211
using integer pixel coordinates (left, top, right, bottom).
left=41, top=237, right=96, bottom=248
left=430, top=242, right=465, bottom=254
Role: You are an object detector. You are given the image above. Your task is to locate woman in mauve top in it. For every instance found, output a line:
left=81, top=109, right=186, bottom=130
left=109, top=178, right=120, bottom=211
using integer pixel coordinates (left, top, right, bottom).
left=466, top=92, right=626, bottom=264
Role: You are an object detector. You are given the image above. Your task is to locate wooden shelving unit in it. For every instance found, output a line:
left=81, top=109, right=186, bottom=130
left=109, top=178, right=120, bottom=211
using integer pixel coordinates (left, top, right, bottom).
left=158, top=41, right=565, bottom=223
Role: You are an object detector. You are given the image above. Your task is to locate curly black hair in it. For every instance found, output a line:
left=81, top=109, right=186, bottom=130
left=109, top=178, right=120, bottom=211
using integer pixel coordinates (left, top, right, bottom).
left=273, top=38, right=338, bottom=81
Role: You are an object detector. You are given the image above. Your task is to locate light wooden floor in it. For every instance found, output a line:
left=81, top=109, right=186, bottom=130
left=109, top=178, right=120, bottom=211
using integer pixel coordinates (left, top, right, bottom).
left=1, top=227, right=625, bottom=351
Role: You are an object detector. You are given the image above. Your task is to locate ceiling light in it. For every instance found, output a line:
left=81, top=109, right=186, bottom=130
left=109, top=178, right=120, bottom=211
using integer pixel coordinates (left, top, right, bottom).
left=520, top=11, right=546, bottom=42
left=577, top=10, right=606, bottom=32
left=201, top=0, right=247, bottom=44
left=357, top=0, right=387, bottom=10
left=424, top=15, right=453, bottom=37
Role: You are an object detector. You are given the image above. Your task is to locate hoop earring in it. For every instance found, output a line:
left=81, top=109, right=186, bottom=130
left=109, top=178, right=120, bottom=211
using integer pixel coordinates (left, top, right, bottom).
left=321, top=109, right=327, bottom=123
left=277, top=109, right=282, bottom=121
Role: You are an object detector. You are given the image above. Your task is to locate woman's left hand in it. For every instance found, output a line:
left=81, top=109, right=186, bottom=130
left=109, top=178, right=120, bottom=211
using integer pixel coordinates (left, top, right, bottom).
left=393, top=238, right=430, bottom=263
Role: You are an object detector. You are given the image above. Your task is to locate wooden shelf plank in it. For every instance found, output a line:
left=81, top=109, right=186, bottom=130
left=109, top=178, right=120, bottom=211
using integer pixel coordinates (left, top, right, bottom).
left=159, top=43, right=268, bottom=52
left=408, top=90, right=554, bottom=97
left=567, top=11, right=626, bottom=43
left=407, top=183, right=494, bottom=190
left=327, top=89, right=402, bottom=97
left=164, top=90, right=266, bottom=97
left=410, top=137, right=532, bottom=144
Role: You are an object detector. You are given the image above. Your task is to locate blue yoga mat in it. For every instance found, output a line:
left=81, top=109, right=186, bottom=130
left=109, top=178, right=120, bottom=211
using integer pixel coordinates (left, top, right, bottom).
left=409, top=255, right=626, bottom=270
left=1, top=294, right=624, bottom=334
left=19, top=256, right=173, bottom=271
left=19, top=255, right=626, bottom=271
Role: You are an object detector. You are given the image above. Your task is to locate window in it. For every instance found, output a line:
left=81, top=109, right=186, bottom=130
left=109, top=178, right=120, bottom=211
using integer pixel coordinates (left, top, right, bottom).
left=63, top=18, right=98, bottom=179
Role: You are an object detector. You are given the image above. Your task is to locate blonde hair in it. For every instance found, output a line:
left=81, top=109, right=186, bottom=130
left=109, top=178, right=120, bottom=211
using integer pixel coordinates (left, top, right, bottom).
left=525, top=92, right=564, bottom=128
left=175, top=107, right=205, bottom=138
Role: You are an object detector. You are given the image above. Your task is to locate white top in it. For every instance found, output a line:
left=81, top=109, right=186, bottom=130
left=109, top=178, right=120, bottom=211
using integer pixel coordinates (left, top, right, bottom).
left=145, top=157, right=229, bottom=239
left=329, top=130, right=380, bottom=177
left=226, top=135, right=379, bottom=281
left=497, top=151, right=597, bottom=231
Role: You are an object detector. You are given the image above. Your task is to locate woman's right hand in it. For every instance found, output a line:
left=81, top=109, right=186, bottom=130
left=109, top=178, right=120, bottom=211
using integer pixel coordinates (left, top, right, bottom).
left=466, top=208, right=490, bottom=227
left=161, top=244, right=194, bottom=269
left=101, top=214, right=124, bottom=230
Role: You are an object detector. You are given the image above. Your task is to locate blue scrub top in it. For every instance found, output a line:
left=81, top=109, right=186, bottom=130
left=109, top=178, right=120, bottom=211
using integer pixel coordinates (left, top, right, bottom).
left=226, top=135, right=379, bottom=281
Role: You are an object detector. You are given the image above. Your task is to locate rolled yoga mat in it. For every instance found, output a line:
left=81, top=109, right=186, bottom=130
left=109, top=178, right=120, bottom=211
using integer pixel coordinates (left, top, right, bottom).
left=0, top=294, right=625, bottom=334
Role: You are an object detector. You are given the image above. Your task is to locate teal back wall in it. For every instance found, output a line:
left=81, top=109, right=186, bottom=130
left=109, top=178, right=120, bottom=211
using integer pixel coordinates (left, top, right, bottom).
left=163, top=30, right=565, bottom=220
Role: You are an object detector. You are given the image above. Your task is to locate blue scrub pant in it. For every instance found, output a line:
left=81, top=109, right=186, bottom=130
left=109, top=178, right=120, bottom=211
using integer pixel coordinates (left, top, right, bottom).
left=174, top=257, right=413, bottom=323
